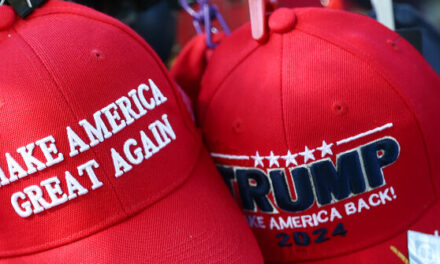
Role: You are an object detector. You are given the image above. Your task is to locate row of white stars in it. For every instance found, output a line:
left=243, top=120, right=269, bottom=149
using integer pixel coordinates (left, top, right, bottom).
left=211, top=123, right=394, bottom=168
left=251, top=140, right=333, bottom=168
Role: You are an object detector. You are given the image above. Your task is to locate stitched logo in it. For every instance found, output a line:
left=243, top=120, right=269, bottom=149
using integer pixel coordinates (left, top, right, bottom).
left=211, top=124, right=404, bottom=248
left=214, top=124, right=399, bottom=214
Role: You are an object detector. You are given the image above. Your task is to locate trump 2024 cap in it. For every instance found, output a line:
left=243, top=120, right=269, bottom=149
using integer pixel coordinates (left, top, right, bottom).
left=0, top=1, right=263, bottom=263
left=195, top=7, right=440, bottom=263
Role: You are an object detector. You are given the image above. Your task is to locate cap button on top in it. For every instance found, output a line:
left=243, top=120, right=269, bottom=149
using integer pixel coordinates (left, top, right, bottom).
left=269, top=8, right=297, bottom=34
left=0, top=5, right=16, bottom=31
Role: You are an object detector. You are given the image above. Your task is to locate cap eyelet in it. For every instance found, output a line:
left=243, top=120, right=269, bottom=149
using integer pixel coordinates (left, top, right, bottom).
left=233, top=119, right=243, bottom=134
left=91, top=49, right=105, bottom=60
left=332, top=101, right=348, bottom=116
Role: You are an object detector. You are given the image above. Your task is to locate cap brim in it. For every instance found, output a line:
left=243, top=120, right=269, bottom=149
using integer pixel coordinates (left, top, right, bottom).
left=3, top=150, right=262, bottom=264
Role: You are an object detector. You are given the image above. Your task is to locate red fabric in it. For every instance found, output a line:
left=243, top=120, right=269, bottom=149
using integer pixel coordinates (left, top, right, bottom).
left=3, top=150, right=263, bottom=264
left=197, top=7, right=440, bottom=263
left=0, top=1, right=263, bottom=262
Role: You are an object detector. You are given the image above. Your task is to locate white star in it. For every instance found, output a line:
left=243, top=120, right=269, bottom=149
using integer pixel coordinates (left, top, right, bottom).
left=317, top=140, right=334, bottom=158
left=251, top=151, right=265, bottom=167
left=299, top=146, right=315, bottom=163
left=281, top=150, right=298, bottom=167
left=266, top=151, right=280, bottom=167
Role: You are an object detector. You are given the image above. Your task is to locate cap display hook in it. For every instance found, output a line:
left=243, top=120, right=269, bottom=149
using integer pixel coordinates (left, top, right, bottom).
left=248, top=0, right=278, bottom=42
left=371, top=0, right=395, bottom=31
left=180, top=0, right=230, bottom=48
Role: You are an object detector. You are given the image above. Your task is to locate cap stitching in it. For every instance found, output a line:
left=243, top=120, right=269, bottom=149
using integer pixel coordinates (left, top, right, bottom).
left=280, top=33, right=291, bottom=155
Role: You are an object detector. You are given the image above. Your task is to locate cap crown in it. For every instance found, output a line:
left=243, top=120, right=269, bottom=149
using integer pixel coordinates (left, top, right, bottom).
left=0, top=1, right=200, bottom=256
left=199, top=8, right=440, bottom=262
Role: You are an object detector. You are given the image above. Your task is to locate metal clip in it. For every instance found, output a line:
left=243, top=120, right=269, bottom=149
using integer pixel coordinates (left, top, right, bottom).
left=180, top=0, right=230, bottom=49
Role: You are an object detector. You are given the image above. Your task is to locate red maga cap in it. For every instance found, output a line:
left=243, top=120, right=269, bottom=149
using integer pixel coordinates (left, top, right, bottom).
left=197, top=7, right=440, bottom=263
left=0, top=1, right=263, bottom=263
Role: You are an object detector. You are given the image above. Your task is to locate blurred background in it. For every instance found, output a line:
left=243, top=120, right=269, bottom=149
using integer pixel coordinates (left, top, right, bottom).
left=69, top=0, right=440, bottom=73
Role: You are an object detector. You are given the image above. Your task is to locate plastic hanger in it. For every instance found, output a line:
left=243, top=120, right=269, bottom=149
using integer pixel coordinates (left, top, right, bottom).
left=248, top=0, right=278, bottom=42
left=370, top=0, right=395, bottom=31
left=180, top=0, right=230, bottom=49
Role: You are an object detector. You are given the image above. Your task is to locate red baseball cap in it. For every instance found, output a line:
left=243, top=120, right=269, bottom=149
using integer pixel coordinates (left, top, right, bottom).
left=0, top=1, right=263, bottom=263
left=195, top=7, right=440, bottom=263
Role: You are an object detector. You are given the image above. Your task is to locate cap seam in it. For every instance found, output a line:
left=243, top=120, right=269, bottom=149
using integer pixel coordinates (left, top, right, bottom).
left=280, top=33, right=291, bottom=154
left=279, top=34, right=290, bottom=262
left=24, top=7, right=198, bottom=138
left=200, top=44, right=262, bottom=128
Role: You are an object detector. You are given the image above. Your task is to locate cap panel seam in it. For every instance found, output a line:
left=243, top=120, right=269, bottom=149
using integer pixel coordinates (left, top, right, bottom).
left=280, top=33, right=291, bottom=153
left=279, top=35, right=290, bottom=263
left=12, top=28, right=128, bottom=215
left=199, top=44, right=262, bottom=127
